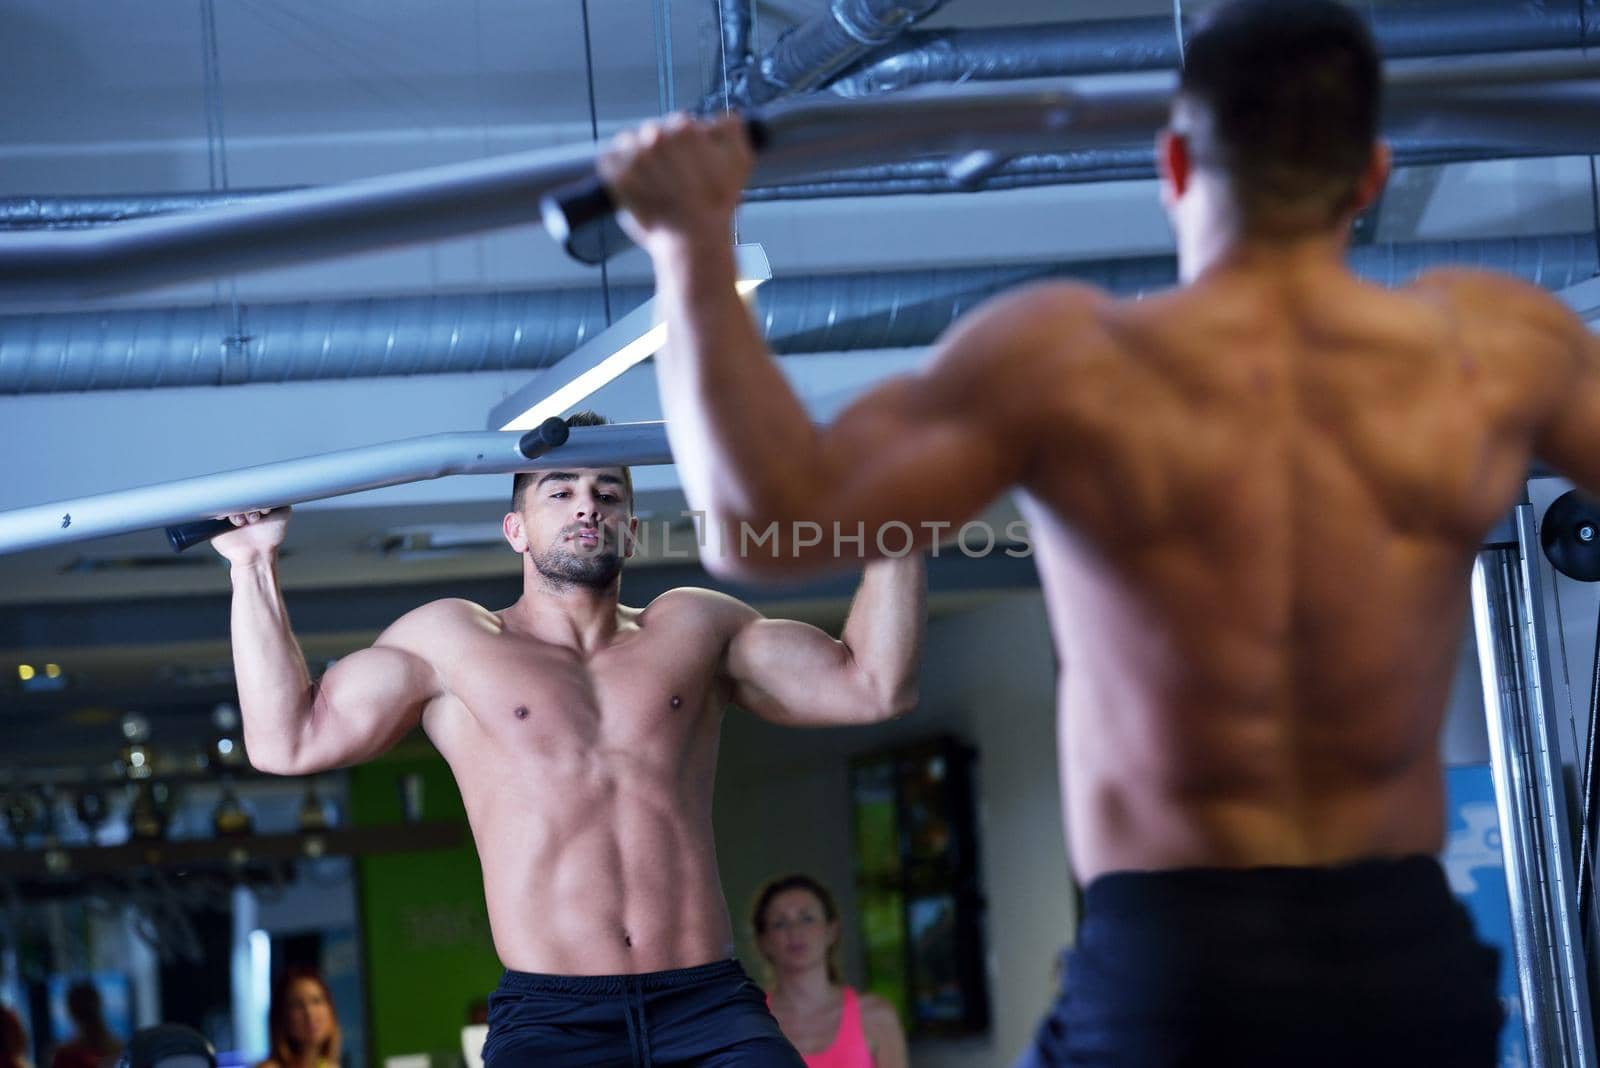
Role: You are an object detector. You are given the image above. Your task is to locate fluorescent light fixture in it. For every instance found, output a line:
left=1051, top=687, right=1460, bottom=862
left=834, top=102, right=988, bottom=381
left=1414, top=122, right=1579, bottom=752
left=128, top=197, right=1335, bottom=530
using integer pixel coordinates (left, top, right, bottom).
left=491, top=243, right=771, bottom=432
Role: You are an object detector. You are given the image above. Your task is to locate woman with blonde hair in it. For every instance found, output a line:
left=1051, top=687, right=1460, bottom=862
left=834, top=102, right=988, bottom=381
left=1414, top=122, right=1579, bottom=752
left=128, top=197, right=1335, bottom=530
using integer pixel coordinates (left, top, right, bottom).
left=752, top=874, right=908, bottom=1068
left=256, top=969, right=339, bottom=1068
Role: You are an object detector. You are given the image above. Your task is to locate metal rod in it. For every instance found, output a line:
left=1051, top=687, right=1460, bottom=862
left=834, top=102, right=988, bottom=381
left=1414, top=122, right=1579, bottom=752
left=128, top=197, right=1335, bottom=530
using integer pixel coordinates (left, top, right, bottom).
left=0, top=422, right=673, bottom=555
left=545, top=53, right=1600, bottom=261
left=0, top=140, right=599, bottom=304
left=1517, top=504, right=1600, bottom=1065
left=1475, top=547, right=1562, bottom=1066
left=2, top=53, right=1596, bottom=302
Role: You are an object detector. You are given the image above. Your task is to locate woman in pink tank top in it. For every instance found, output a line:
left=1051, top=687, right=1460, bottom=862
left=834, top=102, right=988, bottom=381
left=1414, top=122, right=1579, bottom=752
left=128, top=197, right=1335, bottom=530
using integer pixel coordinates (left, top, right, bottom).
left=752, top=874, right=909, bottom=1068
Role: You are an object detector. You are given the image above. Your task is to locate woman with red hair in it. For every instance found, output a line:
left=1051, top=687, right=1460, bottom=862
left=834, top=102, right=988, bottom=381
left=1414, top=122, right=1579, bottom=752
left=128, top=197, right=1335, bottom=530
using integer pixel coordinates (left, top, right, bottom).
left=753, top=874, right=908, bottom=1068
left=256, top=969, right=339, bottom=1068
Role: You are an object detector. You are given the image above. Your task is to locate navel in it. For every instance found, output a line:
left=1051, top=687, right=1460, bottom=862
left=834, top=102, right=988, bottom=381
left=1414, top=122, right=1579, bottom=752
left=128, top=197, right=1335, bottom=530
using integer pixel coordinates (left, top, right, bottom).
left=513, top=705, right=530, bottom=720
left=670, top=695, right=682, bottom=710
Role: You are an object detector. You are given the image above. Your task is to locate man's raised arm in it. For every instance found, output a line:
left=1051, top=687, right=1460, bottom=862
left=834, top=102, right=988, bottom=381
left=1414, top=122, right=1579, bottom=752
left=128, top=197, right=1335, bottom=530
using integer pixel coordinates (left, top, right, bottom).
left=603, top=115, right=1052, bottom=579
left=722, top=553, right=926, bottom=727
left=214, top=509, right=441, bottom=775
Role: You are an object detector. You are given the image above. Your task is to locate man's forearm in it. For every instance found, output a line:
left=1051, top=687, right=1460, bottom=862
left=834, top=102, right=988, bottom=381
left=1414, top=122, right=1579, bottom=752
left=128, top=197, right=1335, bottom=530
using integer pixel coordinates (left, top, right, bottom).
left=229, top=558, right=317, bottom=772
left=652, top=236, right=823, bottom=529
left=839, top=554, right=927, bottom=720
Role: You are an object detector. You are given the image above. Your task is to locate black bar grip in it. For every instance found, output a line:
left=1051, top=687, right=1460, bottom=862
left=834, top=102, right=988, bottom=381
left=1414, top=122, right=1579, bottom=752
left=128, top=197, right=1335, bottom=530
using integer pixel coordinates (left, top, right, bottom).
left=539, top=181, right=617, bottom=261
left=540, top=116, right=769, bottom=265
left=166, top=518, right=235, bottom=553
left=518, top=416, right=571, bottom=459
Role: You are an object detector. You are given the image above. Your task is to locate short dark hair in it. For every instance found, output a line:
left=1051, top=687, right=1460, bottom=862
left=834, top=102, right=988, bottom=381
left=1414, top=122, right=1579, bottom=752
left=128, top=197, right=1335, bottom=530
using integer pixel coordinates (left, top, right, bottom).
left=751, top=872, right=843, bottom=984
left=511, top=410, right=634, bottom=512
left=1176, top=0, right=1381, bottom=234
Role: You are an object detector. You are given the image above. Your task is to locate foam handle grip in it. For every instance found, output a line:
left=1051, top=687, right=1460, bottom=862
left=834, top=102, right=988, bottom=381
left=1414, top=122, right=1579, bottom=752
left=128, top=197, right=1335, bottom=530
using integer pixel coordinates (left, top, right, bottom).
left=539, top=182, right=615, bottom=256
left=540, top=116, right=769, bottom=265
left=166, top=518, right=235, bottom=553
left=519, top=416, right=571, bottom=458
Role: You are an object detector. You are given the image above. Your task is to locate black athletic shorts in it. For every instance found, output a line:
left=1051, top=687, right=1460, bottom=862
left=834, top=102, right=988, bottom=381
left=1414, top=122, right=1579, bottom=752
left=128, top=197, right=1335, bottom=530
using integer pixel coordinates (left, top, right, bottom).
left=481, top=958, right=804, bottom=1067
left=1016, top=855, right=1504, bottom=1067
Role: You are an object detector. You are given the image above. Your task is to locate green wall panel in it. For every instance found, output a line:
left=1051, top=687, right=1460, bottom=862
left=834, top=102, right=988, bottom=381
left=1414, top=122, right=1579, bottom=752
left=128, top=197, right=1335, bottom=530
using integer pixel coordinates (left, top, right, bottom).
left=351, top=750, right=499, bottom=1065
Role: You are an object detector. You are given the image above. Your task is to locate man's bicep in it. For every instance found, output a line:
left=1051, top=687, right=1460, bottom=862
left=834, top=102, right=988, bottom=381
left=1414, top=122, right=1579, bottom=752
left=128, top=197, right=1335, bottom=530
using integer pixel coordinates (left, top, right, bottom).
left=817, top=377, right=1016, bottom=535
left=322, top=643, right=435, bottom=707
left=309, top=644, right=436, bottom=762
left=725, top=617, right=855, bottom=723
left=810, top=291, right=1051, bottom=542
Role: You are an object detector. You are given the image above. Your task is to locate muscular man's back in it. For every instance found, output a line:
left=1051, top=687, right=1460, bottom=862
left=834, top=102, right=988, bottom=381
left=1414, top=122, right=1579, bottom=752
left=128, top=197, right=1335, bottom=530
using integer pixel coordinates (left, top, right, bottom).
left=1022, top=259, right=1578, bottom=880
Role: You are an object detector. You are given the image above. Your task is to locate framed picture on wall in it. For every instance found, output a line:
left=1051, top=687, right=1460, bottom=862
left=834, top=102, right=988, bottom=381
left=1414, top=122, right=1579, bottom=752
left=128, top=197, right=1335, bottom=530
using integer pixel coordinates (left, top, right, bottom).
left=849, top=736, right=989, bottom=1038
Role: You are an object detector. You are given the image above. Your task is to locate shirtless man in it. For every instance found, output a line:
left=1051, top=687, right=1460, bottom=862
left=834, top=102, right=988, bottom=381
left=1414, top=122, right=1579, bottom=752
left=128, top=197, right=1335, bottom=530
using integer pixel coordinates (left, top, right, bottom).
left=602, top=1, right=1600, bottom=1063
left=213, top=411, right=925, bottom=1067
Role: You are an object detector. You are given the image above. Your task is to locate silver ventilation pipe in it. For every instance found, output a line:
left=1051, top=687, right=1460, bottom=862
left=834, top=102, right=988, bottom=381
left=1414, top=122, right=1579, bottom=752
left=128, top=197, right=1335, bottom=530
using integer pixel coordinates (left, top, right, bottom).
left=744, top=130, right=1590, bottom=201
left=709, top=0, right=755, bottom=106
left=826, top=1, right=1595, bottom=97
left=713, top=0, right=951, bottom=109
left=0, top=192, right=284, bottom=232
left=2, top=232, right=1593, bottom=395
left=3, top=45, right=1594, bottom=229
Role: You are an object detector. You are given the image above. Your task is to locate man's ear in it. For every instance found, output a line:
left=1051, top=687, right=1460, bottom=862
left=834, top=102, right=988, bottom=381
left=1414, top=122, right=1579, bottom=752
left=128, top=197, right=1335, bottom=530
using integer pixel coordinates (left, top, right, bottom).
left=623, top=515, right=640, bottom=559
left=503, top=511, right=528, bottom=553
left=1158, top=128, right=1193, bottom=205
left=1351, top=139, right=1391, bottom=217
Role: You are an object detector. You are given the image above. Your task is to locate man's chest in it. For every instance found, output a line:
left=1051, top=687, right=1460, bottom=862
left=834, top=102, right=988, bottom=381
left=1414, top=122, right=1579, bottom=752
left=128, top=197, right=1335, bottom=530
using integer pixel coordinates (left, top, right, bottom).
left=442, top=623, right=730, bottom=749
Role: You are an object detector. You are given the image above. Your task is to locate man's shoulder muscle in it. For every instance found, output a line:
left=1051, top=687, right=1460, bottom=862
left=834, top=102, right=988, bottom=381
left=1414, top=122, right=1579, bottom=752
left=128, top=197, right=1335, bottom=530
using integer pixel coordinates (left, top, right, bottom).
left=377, top=598, right=493, bottom=654
left=1413, top=267, right=1574, bottom=339
left=641, top=586, right=758, bottom=632
left=921, top=280, right=1119, bottom=457
left=938, top=281, right=1113, bottom=381
left=1413, top=267, right=1585, bottom=405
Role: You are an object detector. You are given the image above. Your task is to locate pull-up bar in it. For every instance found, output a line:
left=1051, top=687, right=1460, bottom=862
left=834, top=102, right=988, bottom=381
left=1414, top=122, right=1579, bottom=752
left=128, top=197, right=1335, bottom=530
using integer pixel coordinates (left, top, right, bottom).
left=0, top=420, right=674, bottom=556
left=0, top=55, right=1595, bottom=301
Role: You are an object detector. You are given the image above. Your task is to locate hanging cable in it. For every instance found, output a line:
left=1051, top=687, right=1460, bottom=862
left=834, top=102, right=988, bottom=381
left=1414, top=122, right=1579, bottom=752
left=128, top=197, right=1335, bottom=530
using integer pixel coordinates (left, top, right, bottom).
left=472, top=0, right=491, bottom=284
left=715, top=0, right=734, bottom=115
left=578, top=0, right=613, bottom=326
left=1588, top=156, right=1598, bottom=265
left=653, top=0, right=678, bottom=115
left=712, top=0, right=744, bottom=244
left=200, top=0, right=249, bottom=384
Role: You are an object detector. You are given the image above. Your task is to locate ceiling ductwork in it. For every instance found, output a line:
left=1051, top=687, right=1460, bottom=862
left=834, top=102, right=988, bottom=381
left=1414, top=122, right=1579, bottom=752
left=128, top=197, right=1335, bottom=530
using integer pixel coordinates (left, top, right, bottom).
left=2, top=232, right=1593, bottom=395
left=710, top=0, right=755, bottom=107
left=0, top=4, right=1594, bottom=392
left=708, top=0, right=950, bottom=109
left=0, top=3, right=1594, bottom=230
left=824, top=1, right=1596, bottom=97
